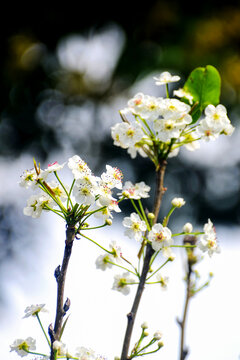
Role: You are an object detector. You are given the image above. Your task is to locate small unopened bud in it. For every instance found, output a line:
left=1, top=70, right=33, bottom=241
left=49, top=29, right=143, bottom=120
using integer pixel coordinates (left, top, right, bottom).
left=141, top=322, right=148, bottom=329
left=54, top=265, right=61, bottom=282
left=143, top=330, right=149, bottom=337
left=122, top=190, right=130, bottom=198
left=209, top=272, right=214, bottom=278
left=105, top=219, right=112, bottom=226
left=183, top=222, right=193, bottom=233
left=158, top=341, right=164, bottom=348
left=168, top=254, right=176, bottom=261
left=147, top=213, right=155, bottom=220
left=171, top=197, right=185, bottom=208
left=63, top=297, right=71, bottom=313
left=153, top=331, right=162, bottom=340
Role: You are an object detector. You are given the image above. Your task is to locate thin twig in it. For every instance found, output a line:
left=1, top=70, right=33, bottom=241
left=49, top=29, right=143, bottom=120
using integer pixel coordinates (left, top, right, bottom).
left=50, top=224, right=75, bottom=360
left=179, top=267, right=191, bottom=360
left=120, top=161, right=167, bottom=360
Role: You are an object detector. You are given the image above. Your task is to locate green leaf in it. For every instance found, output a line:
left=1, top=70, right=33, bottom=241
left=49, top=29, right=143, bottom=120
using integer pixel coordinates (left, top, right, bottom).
left=183, top=65, right=221, bottom=123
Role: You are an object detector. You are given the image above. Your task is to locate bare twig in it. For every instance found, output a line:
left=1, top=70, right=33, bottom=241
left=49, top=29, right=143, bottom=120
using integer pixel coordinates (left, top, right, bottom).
left=179, top=236, right=197, bottom=360
left=50, top=224, right=75, bottom=360
left=120, top=161, right=167, bottom=360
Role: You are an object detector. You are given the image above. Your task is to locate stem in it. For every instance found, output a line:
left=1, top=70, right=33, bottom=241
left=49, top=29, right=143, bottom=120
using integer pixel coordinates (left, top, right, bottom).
left=36, top=313, right=51, bottom=347
left=152, top=160, right=167, bottom=224
left=120, top=243, right=154, bottom=360
left=179, top=263, right=192, bottom=360
left=120, top=162, right=167, bottom=360
left=50, top=225, right=75, bottom=360
left=80, top=232, right=113, bottom=254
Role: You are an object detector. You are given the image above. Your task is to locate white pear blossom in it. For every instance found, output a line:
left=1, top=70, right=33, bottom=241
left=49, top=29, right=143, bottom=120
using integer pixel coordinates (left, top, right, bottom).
left=222, top=123, right=235, bottom=136
left=174, top=88, right=193, bottom=104
left=111, top=122, right=129, bottom=148
left=171, top=197, right=185, bottom=208
left=23, top=193, right=54, bottom=218
left=154, top=118, right=182, bottom=142
left=112, top=272, right=135, bottom=295
left=182, top=132, right=200, bottom=151
left=197, top=118, right=221, bottom=141
left=122, top=212, right=147, bottom=241
left=148, top=223, right=172, bottom=252
left=73, top=177, right=98, bottom=206
left=10, top=337, right=36, bottom=357
left=109, top=240, right=122, bottom=263
left=101, top=165, right=123, bottom=189
left=19, top=168, right=47, bottom=189
left=161, top=98, right=191, bottom=121
left=118, top=122, right=144, bottom=148
left=45, top=161, right=65, bottom=173
left=197, top=219, right=220, bottom=257
left=156, top=273, right=169, bottom=290
left=205, top=104, right=230, bottom=129
left=95, top=254, right=114, bottom=271
left=75, top=346, right=95, bottom=360
left=53, top=340, right=67, bottom=356
left=119, top=181, right=151, bottom=199
left=127, top=144, right=149, bottom=159
left=47, top=181, right=68, bottom=202
left=128, top=94, right=163, bottom=121
left=153, top=71, right=180, bottom=85
left=68, top=155, right=92, bottom=179
left=97, top=183, right=116, bottom=207
left=23, top=304, right=47, bottom=318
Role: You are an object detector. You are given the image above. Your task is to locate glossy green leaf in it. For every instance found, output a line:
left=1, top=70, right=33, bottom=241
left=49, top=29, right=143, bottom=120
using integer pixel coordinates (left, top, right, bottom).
left=183, top=65, right=221, bottom=123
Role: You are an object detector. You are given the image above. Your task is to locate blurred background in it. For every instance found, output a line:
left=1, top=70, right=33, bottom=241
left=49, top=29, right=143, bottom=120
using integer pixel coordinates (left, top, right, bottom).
left=1, top=1, right=240, bottom=359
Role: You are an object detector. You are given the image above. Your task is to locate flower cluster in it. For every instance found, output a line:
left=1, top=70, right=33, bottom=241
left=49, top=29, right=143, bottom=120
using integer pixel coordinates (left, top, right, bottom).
left=111, top=72, right=234, bottom=163
left=20, top=156, right=123, bottom=224
left=197, top=218, right=220, bottom=256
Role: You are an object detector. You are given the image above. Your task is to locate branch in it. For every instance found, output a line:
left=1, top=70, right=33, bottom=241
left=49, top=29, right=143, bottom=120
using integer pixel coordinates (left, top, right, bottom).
left=50, top=224, right=75, bottom=360
left=120, top=161, right=167, bottom=360
left=152, top=160, right=167, bottom=224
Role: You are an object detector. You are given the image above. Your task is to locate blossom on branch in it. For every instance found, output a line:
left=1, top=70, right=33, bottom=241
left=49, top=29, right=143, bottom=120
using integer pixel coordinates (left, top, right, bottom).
left=153, top=71, right=180, bottom=85
left=197, top=219, right=220, bottom=257
left=148, top=223, right=172, bottom=253
left=122, top=212, right=147, bottom=241
left=10, top=337, right=36, bottom=357
left=112, top=272, right=136, bottom=295
left=23, top=304, right=47, bottom=318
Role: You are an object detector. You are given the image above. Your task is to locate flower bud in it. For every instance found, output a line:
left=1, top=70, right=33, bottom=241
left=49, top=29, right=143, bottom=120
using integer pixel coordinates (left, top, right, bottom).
left=171, top=197, right=185, bottom=208
left=105, top=219, right=112, bottom=226
left=141, top=322, right=148, bottom=329
left=147, top=213, right=155, bottom=220
left=122, top=190, right=130, bottom=198
left=168, top=254, right=176, bottom=261
left=143, top=330, right=149, bottom=337
left=158, top=341, right=164, bottom=348
left=153, top=331, right=162, bottom=340
left=183, top=222, right=193, bottom=233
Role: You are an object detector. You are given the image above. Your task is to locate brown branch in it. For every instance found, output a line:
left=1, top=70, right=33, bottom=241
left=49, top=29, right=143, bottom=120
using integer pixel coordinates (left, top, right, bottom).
left=179, top=267, right=191, bottom=360
left=152, top=160, right=167, bottom=224
left=50, top=224, right=75, bottom=360
left=120, top=243, right=154, bottom=360
left=120, top=161, right=167, bottom=360
left=179, top=236, right=197, bottom=360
